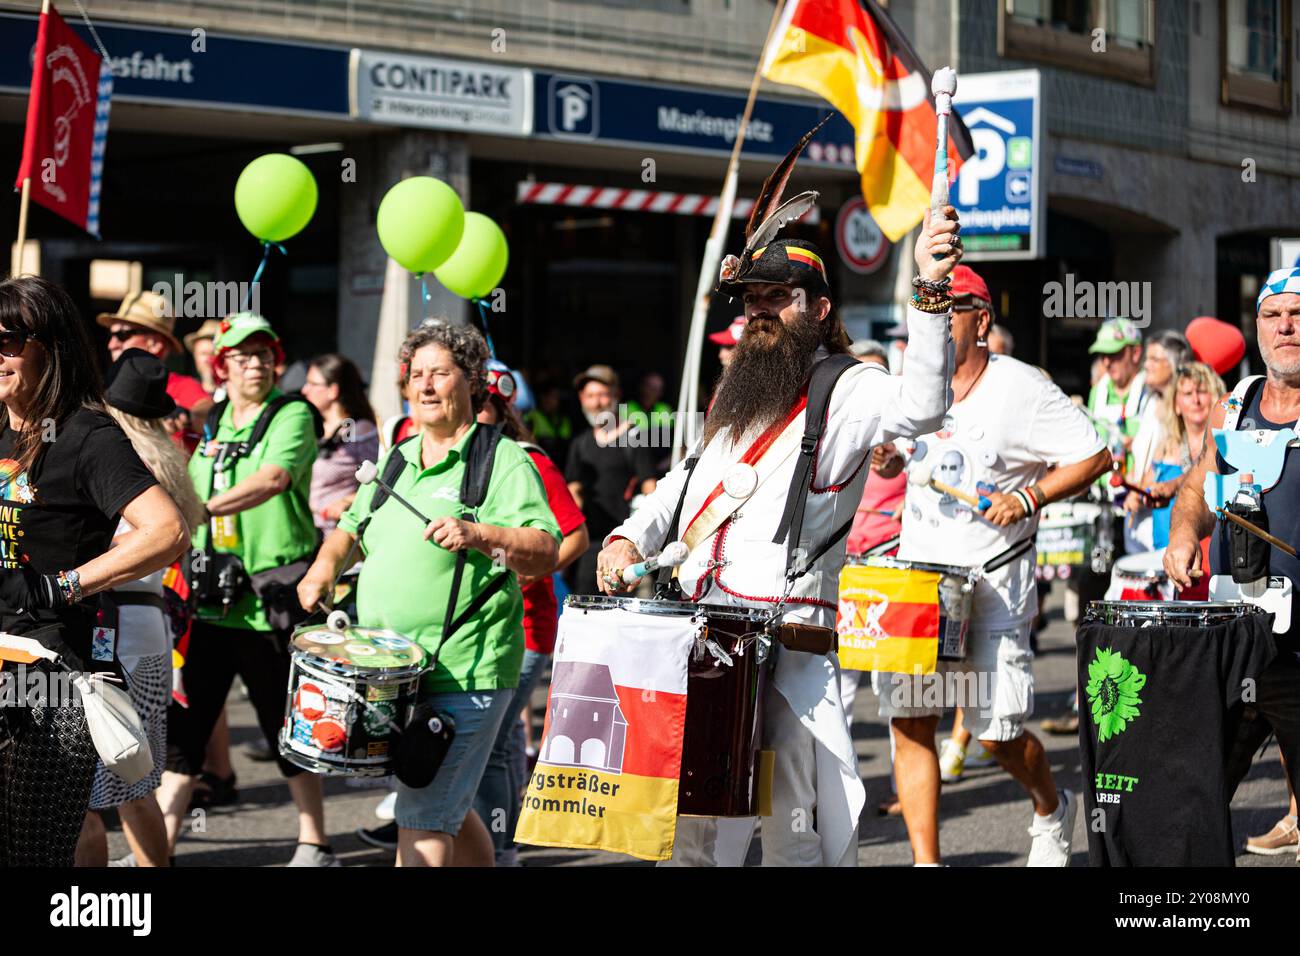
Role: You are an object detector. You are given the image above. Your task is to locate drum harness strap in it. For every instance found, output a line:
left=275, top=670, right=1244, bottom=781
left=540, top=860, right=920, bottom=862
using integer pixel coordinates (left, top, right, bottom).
left=654, top=354, right=860, bottom=654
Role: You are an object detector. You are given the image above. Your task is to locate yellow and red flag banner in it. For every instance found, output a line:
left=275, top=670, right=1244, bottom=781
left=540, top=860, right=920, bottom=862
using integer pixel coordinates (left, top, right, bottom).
left=514, top=605, right=696, bottom=861
left=838, top=563, right=941, bottom=674
left=762, top=0, right=973, bottom=242
left=14, top=4, right=113, bottom=237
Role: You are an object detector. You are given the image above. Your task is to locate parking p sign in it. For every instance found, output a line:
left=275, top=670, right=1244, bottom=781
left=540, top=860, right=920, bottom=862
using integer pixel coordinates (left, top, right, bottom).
left=951, top=70, right=1042, bottom=260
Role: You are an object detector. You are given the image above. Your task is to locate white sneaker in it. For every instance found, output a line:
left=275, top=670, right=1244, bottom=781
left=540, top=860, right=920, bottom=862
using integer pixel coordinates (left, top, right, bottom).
left=1026, top=788, right=1077, bottom=867
left=966, top=744, right=997, bottom=768
left=938, top=738, right=966, bottom=783
left=375, top=790, right=397, bottom=822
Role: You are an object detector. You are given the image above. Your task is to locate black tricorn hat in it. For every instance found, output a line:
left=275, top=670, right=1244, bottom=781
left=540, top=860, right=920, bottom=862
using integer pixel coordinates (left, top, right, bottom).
left=717, top=237, right=830, bottom=300
left=716, top=115, right=832, bottom=301
left=105, top=348, right=177, bottom=420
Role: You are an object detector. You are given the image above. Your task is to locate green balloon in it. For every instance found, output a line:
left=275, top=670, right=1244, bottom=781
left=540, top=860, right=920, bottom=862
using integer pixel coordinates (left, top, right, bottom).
left=234, top=154, right=318, bottom=242
left=376, top=177, right=465, bottom=273
left=434, top=213, right=509, bottom=300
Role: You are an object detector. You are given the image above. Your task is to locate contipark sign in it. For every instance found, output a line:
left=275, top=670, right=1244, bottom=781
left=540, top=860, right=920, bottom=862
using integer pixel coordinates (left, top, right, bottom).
left=351, top=49, right=532, bottom=136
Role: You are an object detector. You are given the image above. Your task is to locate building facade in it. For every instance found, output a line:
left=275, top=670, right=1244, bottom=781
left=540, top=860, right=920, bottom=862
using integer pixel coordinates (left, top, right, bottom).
left=3, top=0, right=1298, bottom=400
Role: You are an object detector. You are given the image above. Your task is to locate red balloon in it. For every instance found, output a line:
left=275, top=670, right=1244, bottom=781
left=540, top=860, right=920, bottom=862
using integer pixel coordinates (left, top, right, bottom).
left=1185, top=316, right=1246, bottom=376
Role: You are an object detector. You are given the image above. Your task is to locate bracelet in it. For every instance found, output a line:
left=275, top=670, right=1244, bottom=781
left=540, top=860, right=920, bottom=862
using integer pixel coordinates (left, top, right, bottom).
left=1012, top=489, right=1039, bottom=517
left=910, top=294, right=953, bottom=314
left=1026, top=485, right=1044, bottom=510
left=912, top=275, right=953, bottom=295
left=56, top=569, right=82, bottom=604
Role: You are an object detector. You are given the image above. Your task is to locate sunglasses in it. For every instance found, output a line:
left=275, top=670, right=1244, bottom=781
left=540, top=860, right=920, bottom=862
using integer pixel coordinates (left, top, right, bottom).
left=107, top=327, right=144, bottom=343
left=0, top=329, right=32, bottom=358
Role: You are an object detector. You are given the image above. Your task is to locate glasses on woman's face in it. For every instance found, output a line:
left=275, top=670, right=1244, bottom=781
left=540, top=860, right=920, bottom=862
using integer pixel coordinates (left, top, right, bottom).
left=226, top=348, right=275, bottom=369
left=0, top=329, right=31, bottom=358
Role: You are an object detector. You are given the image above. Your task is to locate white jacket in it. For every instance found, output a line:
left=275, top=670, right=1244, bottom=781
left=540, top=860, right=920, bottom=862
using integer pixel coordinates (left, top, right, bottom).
left=607, top=304, right=953, bottom=864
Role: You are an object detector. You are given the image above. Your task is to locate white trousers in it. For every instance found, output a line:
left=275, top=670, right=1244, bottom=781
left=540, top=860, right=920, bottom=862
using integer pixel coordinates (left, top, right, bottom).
left=658, top=679, right=859, bottom=867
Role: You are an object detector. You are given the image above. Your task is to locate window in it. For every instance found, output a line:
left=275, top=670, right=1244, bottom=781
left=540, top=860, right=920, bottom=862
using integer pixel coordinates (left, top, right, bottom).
left=1000, top=0, right=1155, bottom=85
left=1222, top=0, right=1291, bottom=113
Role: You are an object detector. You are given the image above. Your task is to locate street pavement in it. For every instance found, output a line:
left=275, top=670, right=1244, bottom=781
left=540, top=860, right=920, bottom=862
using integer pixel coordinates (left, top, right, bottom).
left=109, top=581, right=1292, bottom=867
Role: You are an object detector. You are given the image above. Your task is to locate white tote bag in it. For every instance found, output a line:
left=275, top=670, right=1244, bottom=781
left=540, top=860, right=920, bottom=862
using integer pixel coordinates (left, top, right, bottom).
left=73, top=673, right=154, bottom=786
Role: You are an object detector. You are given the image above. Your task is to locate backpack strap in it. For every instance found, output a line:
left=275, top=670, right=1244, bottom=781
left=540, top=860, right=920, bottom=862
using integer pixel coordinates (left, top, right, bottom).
left=204, top=393, right=324, bottom=463
left=355, top=435, right=420, bottom=542
left=654, top=453, right=700, bottom=597
left=437, top=424, right=506, bottom=659
left=771, top=353, right=860, bottom=577
left=1223, top=375, right=1265, bottom=431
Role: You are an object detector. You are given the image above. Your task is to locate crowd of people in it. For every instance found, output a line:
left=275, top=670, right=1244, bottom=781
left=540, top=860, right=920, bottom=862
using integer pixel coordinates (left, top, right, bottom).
left=2, top=188, right=1296, bottom=867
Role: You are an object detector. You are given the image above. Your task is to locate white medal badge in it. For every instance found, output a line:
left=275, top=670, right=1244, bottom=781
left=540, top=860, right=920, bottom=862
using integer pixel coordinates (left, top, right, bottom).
left=723, top=462, right=759, bottom=500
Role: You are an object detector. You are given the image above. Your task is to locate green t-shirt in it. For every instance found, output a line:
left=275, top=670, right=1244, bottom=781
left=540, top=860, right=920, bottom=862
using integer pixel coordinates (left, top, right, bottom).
left=190, top=390, right=319, bottom=631
left=625, top=400, right=673, bottom=436
left=339, top=425, right=561, bottom=693
left=1088, top=376, right=1147, bottom=477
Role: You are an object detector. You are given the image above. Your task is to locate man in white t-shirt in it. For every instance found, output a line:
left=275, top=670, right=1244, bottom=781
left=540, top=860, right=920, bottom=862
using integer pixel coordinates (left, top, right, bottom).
left=874, top=265, right=1109, bottom=866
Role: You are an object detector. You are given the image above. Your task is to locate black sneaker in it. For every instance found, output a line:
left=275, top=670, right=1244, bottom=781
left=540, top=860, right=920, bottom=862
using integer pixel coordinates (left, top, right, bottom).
left=356, top=821, right=398, bottom=851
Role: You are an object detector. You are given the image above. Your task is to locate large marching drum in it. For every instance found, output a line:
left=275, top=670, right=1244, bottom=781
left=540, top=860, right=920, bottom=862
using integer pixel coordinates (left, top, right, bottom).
left=279, top=620, right=428, bottom=777
left=562, top=595, right=772, bottom=817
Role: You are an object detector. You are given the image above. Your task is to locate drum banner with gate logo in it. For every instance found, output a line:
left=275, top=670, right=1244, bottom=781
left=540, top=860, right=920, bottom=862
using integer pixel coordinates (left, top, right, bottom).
left=837, top=564, right=941, bottom=674
left=514, top=606, right=696, bottom=861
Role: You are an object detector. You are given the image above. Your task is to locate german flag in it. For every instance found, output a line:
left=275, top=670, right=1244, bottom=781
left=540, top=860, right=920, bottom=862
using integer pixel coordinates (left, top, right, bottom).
left=514, top=604, right=696, bottom=861
left=762, top=0, right=974, bottom=242
left=837, top=563, right=942, bottom=674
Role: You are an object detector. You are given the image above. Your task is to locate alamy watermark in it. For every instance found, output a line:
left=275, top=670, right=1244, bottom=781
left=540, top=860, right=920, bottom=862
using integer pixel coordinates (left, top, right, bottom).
left=590, top=405, right=706, bottom=450
left=151, top=274, right=259, bottom=319
left=1042, top=273, right=1150, bottom=327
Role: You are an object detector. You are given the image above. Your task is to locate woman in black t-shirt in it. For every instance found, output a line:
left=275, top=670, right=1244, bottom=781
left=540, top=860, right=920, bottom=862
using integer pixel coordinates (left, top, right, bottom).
left=0, top=276, right=188, bottom=867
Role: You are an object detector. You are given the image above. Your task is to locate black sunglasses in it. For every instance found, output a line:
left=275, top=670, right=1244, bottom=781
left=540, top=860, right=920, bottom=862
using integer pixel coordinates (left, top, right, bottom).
left=107, top=328, right=141, bottom=342
left=0, top=329, right=31, bottom=358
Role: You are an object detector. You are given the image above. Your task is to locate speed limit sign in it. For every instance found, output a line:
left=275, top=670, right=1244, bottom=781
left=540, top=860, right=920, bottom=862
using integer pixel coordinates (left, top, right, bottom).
left=836, top=197, right=890, bottom=274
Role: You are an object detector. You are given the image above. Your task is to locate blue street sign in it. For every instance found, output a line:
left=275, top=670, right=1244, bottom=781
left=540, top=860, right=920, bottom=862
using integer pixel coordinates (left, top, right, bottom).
left=0, top=12, right=350, bottom=117
left=951, top=70, right=1043, bottom=260
left=533, top=69, right=858, bottom=167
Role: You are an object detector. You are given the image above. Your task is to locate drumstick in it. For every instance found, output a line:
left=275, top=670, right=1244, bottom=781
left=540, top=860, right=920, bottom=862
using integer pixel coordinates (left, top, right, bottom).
left=355, top=460, right=432, bottom=525
left=907, top=463, right=990, bottom=510
left=1216, top=507, right=1298, bottom=557
left=929, top=478, right=987, bottom=509
left=930, top=67, right=957, bottom=259
left=1108, top=471, right=1157, bottom=501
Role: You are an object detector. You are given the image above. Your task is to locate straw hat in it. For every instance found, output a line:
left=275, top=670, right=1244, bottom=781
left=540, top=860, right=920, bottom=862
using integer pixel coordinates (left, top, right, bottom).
left=183, top=318, right=224, bottom=352
left=96, top=290, right=182, bottom=355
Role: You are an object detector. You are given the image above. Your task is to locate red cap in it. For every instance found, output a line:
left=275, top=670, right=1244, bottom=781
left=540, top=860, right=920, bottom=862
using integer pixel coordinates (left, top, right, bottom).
left=950, top=265, right=991, bottom=307
left=708, top=316, right=747, bottom=346
left=1186, top=316, right=1246, bottom=376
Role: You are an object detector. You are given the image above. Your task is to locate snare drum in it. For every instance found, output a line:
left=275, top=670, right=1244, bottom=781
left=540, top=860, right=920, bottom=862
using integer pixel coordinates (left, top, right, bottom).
left=279, top=624, right=427, bottom=777
left=1083, top=600, right=1263, bottom=628
left=840, top=555, right=976, bottom=665
left=562, top=595, right=771, bottom=817
left=1104, top=549, right=1175, bottom=603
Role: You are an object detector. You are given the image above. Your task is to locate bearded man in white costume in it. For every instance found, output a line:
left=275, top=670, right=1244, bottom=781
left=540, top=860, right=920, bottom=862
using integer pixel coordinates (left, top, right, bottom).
left=595, top=176, right=962, bottom=865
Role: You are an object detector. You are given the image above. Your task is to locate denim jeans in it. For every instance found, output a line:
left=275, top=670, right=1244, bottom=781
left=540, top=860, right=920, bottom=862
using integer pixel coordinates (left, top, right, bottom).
left=472, top=648, right=549, bottom=861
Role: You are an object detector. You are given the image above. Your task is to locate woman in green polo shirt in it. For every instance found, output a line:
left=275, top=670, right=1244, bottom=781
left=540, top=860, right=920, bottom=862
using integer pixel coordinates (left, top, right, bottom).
left=299, top=322, right=560, bottom=867
left=155, top=313, right=336, bottom=867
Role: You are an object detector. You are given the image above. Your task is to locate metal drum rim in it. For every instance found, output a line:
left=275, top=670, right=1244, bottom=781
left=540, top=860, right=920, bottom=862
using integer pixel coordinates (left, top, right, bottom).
left=564, top=594, right=769, bottom=622
left=289, top=648, right=428, bottom=683
left=847, top=555, right=976, bottom=576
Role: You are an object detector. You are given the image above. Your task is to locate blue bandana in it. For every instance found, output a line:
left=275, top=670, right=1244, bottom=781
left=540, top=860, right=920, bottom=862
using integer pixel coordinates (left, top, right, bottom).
left=1256, top=267, right=1300, bottom=311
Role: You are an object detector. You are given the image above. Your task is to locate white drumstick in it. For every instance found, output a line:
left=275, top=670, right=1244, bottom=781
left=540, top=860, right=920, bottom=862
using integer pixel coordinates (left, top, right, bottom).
left=622, top=541, right=689, bottom=583
left=930, top=66, right=958, bottom=259
left=354, top=460, right=433, bottom=525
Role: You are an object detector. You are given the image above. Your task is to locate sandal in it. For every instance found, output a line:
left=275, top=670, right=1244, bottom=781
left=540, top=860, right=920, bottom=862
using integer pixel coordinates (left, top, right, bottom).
left=189, top=771, right=238, bottom=810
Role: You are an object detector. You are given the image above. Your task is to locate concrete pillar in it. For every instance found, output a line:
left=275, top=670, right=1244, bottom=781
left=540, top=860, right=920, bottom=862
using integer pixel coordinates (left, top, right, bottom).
left=336, top=129, right=470, bottom=376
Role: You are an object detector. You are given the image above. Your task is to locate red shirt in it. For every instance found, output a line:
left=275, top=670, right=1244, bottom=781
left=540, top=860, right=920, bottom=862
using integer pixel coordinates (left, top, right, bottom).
left=522, top=448, right=585, bottom=654
left=166, top=371, right=210, bottom=412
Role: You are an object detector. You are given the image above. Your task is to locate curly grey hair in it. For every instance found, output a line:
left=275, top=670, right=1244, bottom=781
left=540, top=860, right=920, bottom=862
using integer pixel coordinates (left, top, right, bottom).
left=398, top=319, right=490, bottom=413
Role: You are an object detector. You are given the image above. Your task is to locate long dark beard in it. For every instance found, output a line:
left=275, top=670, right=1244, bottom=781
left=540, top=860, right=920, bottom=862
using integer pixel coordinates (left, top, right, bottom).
left=704, top=311, right=822, bottom=445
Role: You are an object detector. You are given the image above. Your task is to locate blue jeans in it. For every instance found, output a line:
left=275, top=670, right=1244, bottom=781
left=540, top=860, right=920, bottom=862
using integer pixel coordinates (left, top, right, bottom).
left=394, top=687, right=514, bottom=836
left=472, top=648, right=549, bottom=860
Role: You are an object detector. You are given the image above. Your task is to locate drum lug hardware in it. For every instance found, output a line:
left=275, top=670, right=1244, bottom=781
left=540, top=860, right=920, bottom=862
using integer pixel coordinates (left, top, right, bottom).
left=704, top=637, right=734, bottom=667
